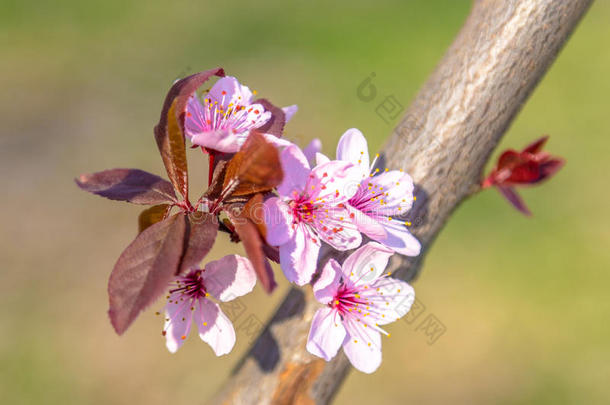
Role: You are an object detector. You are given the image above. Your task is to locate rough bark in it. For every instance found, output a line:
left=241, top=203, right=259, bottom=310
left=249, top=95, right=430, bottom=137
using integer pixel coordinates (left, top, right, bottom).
left=210, top=0, right=593, bottom=404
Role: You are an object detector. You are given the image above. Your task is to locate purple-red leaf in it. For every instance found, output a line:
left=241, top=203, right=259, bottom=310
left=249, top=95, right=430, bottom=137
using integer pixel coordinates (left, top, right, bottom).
left=523, top=135, right=549, bottom=154
left=154, top=68, right=225, bottom=199
left=223, top=132, right=283, bottom=197
left=138, top=204, right=172, bottom=233
left=179, top=212, right=219, bottom=273
left=497, top=186, right=532, bottom=216
left=227, top=204, right=277, bottom=293
left=254, top=98, right=286, bottom=136
left=108, top=213, right=187, bottom=335
left=76, top=168, right=177, bottom=205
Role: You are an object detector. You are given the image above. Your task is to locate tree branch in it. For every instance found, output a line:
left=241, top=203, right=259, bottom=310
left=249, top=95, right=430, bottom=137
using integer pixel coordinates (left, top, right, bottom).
left=210, top=0, right=593, bottom=403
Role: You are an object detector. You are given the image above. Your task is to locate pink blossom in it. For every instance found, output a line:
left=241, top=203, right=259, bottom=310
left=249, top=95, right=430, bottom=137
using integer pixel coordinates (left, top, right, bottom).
left=302, top=138, right=322, bottom=165
left=264, top=145, right=362, bottom=285
left=320, top=128, right=421, bottom=256
left=306, top=242, right=415, bottom=373
left=161, top=255, right=256, bottom=355
left=185, top=76, right=296, bottom=152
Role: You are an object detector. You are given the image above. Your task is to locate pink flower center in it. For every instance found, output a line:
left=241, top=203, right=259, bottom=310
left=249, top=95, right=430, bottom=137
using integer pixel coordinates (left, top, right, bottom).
left=191, top=91, right=269, bottom=136
left=331, top=284, right=368, bottom=316
left=348, top=179, right=388, bottom=214
left=169, top=269, right=207, bottom=300
left=289, top=195, right=317, bottom=224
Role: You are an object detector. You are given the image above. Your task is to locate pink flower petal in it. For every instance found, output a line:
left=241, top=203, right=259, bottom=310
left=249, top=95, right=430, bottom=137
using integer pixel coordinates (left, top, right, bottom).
left=190, top=129, right=243, bottom=153
left=278, top=223, right=320, bottom=285
left=277, top=145, right=311, bottom=197
left=262, top=133, right=294, bottom=149
left=348, top=205, right=387, bottom=240
left=195, top=299, right=236, bottom=356
left=336, top=128, right=370, bottom=177
left=203, top=255, right=256, bottom=302
left=313, top=207, right=362, bottom=251
left=185, top=95, right=207, bottom=139
left=309, top=160, right=361, bottom=203
left=315, top=152, right=331, bottom=166
left=313, top=259, right=342, bottom=304
left=342, top=319, right=382, bottom=373
left=365, top=170, right=414, bottom=215
left=263, top=197, right=294, bottom=246
left=242, top=102, right=272, bottom=130
left=342, top=242, right=394, bottom=286
left=377, top=220, right=421, bottom=256
left=306, top=307, right=346, bottom=361
left=163, top=294, right=194, bottom=353
left=303, top=138, right=322, bottom=163
left=368, top=278, right=415, bottom=325
left=282, top=104, right=298, bottom=122
left=208, top=76, right=244, bottom=110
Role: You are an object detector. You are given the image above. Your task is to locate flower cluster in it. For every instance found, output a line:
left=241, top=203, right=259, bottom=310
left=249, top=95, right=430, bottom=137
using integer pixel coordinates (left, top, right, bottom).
left=77, top=68, right=564, bottom=374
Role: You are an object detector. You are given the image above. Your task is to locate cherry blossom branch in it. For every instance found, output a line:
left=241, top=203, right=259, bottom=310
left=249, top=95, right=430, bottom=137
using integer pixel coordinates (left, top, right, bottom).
left=210, top=0, right=593, bottom=403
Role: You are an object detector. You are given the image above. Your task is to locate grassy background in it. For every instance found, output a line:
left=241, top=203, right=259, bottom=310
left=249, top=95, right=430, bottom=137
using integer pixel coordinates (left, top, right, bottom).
left=1, top=1, right=609, bottom=404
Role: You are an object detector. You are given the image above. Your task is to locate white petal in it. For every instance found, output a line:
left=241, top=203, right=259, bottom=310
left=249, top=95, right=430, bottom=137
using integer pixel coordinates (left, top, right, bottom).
left=306, top=307, right=346, bottom=361
left=195, top=299, right=236, bottom=356
left=336, top=128, right=370, bottom=177
left=203, top=255, right=256, bottom=301
left=342, top=242, right=394, bottom=286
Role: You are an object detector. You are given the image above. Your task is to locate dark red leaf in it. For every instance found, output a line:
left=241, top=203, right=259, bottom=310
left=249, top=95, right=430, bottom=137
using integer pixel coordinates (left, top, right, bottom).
left=108, top=213, right=187, bottom=335
left=223, top=132, right=283, bottom=197
left=496, top=150, right=522, bottom=171
left=138, top=204, right=172, bottom=233
left=263, top=244, right=280, bottom=264
left=253, top=98, right=286, bottom=136
left=505, top=160, right=540, bottom=184
left=154, top=100, right=190, bottom=200
left=227, top=205, right=277, bottom=293
left=497, top=186, right=531, bottom=216
left=154, top=68, right=225, bottom=199
left=76, top=168, right=177, bottom=205
left=483, top=136, right=564, bottom=215
left=243, top=194, right=280, bottom=263
left=202, top=159, right=228, bottom=202
left=179, top=212, right=219, bottom=273
left=523, top=135, right=549, bottom=154
left=539, top=158, right=565, bottom=180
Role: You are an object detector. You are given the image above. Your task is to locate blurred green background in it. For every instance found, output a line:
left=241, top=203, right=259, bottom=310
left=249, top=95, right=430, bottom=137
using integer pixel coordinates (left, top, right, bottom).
left=1, top=0, right=609, bottom=404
